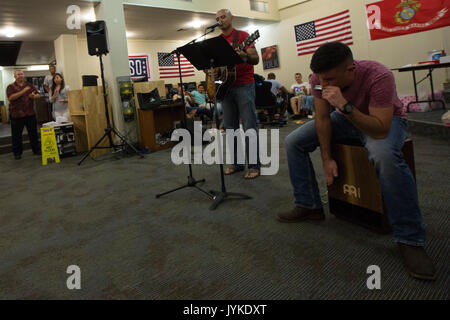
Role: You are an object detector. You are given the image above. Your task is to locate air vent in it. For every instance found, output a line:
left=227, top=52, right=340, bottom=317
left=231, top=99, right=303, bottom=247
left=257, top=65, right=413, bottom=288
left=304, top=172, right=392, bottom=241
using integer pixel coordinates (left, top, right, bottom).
left=0, top=41, right=22, bottom=66
left=250, top=0, right=269, bottom=12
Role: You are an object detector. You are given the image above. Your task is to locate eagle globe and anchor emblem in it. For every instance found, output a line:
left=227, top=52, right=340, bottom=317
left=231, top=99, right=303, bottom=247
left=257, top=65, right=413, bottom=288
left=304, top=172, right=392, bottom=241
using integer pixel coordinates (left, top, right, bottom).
left=395, top=0, right=422, bottom=24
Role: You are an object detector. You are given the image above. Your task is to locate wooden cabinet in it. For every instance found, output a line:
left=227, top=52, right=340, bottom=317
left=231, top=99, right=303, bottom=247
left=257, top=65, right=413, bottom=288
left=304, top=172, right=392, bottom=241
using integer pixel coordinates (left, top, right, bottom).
left=68, top=86, right=112, bottom=158
left=138, top=103, right=185, bottom=151
left=133, top=80, right=185, bottom=151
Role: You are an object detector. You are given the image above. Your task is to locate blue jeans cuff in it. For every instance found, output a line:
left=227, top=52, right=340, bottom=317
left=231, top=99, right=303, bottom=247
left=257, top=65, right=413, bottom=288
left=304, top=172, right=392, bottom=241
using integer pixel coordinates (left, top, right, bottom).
left=394, top=239, right=425, bottom=247
left=294, top=202, right=323, bottom=210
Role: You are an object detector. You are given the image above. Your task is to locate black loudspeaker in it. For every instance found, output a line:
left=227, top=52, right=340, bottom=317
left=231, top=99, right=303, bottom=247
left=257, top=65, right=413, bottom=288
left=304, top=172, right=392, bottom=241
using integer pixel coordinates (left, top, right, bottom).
left=82, top=75, right=98, bottom=87
left=86, top=21, right=109, bottom=56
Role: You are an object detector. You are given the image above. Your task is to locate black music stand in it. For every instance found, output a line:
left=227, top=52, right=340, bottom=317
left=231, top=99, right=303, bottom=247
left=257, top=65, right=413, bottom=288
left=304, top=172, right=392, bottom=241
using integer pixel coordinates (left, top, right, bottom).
left=155, top=49, right=213, bottom=201
left=178, top=36, right=252, bottom=210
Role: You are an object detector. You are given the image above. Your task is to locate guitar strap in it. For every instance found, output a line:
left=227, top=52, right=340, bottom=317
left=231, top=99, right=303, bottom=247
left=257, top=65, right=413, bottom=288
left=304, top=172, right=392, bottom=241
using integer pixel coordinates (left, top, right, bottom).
left=232, top=29, right=239, bottom=49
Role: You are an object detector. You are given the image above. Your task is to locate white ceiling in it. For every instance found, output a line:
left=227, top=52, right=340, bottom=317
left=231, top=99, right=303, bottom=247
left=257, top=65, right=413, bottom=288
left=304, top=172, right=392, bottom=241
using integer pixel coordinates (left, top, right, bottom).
left=0, top=0, right=277, bottom=65
left=123, top=5, right=277, bottom=41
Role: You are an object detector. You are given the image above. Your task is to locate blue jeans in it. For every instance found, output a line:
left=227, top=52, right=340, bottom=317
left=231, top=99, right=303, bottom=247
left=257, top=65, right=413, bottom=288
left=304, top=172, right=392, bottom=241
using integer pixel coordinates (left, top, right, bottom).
left=222, top=83, right=260, bottom=170
left=285, top=111, right=426, bottom=246
left=212, top=102, right=223, bottom=126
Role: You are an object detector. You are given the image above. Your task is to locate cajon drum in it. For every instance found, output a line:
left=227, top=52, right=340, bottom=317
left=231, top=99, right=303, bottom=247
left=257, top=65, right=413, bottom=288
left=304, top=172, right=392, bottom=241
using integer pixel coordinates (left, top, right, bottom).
left=327, top=139, right=415, bottom=234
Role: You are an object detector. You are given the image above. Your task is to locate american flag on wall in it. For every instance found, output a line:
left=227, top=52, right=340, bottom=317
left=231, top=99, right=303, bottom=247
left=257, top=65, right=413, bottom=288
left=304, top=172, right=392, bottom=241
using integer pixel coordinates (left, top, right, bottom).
left=157, top=52, right=195, bottom=79
left=294, top=10, right=353, bottom=56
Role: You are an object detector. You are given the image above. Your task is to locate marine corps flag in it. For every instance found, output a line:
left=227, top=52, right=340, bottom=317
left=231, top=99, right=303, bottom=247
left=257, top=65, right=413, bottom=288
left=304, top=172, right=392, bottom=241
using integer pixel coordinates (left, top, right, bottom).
left=366, top=0, right=450, bottom=40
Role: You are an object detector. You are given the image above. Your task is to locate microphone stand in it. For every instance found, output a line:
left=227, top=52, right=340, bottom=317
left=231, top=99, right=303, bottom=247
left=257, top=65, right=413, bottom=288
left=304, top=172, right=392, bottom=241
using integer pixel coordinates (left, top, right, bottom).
left=207, top=60, right=252, bottom=210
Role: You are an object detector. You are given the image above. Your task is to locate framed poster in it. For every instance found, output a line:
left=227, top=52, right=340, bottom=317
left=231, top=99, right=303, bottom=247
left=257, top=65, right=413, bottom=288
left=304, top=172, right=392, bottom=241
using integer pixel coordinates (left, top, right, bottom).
left=129, top=54, right=152, bottom=81
left=261, top=45, right=279, bottom=70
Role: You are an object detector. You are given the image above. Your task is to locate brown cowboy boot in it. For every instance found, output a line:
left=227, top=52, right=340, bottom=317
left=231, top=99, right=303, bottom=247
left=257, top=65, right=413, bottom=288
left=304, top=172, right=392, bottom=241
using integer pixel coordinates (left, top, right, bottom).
left=397, top=243, right=437, bottom=281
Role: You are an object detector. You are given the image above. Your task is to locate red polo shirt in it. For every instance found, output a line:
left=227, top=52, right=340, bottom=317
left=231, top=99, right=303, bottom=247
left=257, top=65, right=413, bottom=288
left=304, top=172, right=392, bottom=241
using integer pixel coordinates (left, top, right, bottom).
left=6, top=82, right=37, bottom=118
left=221, top=29, right=255, bottom=86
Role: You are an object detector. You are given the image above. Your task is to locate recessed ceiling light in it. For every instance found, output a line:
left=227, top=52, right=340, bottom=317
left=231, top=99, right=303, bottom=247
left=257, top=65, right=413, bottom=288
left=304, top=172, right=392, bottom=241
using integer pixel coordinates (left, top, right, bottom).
left=2, top=27, right=18, bottom=38
left=189, top=20, right=205, bottom=29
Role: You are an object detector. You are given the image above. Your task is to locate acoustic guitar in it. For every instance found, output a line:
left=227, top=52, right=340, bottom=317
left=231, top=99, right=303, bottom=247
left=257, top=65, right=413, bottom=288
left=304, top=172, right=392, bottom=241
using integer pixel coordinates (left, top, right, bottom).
left=206, top=30, right=260, bottom=101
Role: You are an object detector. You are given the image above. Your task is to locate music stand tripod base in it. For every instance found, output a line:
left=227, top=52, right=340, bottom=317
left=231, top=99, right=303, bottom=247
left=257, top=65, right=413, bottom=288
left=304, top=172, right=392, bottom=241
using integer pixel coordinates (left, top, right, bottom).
left=156, top=175, right=213, bottom=199
left=209, top=189, right=252, bottom=211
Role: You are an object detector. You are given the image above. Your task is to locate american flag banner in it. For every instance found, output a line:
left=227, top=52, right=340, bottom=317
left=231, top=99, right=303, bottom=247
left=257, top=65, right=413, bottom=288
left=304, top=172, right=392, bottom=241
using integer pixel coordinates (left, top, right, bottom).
left=157, top=52, right=195, bottom=79
left=294, top=10, right=353, bottom=56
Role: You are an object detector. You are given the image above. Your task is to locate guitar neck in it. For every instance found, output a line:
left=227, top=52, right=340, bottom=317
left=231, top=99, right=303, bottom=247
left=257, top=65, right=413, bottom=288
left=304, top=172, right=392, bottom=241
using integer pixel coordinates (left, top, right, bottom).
left=236, top=31, right=259, bottom=51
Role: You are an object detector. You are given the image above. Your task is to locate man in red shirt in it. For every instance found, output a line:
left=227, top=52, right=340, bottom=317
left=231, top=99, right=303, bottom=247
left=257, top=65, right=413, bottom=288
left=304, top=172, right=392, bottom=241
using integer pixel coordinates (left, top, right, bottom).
left=7, top=70, right=41, bottom=160
left=215, top=9, right=261, bottom=179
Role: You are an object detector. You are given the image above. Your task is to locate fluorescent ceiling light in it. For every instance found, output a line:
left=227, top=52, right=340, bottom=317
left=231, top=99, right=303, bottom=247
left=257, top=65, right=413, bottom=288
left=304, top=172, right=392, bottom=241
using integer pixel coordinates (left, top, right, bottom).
left=28, top=65, right=49, bottom=71
left=126, top=31, right=134, bottom=38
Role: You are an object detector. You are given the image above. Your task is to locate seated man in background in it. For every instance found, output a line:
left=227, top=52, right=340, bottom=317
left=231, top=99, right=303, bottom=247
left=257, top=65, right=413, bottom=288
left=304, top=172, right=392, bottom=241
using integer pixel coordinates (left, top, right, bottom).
left=279, top=42, right=436, bottom=281
left=266, top=72, right=289, bottom=121
left=173, top=85, right=213, bottom=120
left=266, top=72, right=289, bottom=97
left=299, top=95, right=315, bottom=117
left=289, top=72, right=310, bottom=119
left=190, top=84, right=207, bottom=108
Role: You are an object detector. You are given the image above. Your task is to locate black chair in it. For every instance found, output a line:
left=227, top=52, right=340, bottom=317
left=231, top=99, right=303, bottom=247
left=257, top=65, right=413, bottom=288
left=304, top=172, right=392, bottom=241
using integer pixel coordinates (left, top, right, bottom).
left=254, top=75, right=284, bottom=127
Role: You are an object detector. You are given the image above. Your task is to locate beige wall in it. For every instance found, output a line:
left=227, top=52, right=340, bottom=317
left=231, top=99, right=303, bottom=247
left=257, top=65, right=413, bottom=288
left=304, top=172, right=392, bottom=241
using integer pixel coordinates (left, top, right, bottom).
left=77, top=39, right=102, bottom=82
left=254, top=0, right=450, bottom=96
left=55, top=35, right=83, bottom=91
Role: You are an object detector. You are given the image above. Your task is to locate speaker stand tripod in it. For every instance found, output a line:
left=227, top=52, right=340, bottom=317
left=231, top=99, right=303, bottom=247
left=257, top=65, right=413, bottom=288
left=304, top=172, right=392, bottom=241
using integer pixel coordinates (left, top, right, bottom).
left=78, top=54, right=144, bottom=165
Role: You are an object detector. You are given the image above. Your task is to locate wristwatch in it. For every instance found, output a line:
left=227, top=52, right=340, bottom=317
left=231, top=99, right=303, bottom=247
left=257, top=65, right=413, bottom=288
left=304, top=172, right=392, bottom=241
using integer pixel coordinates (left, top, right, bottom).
left=342, top=102, right=353, bottom=115
left=241, top=53, right=248, bottom=63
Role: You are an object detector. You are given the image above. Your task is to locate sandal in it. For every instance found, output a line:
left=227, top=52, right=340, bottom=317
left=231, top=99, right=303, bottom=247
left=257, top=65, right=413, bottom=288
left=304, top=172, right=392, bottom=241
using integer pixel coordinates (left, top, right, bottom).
left=224, top=165, right=244, bottom=175
left=244, top=168, right=260, bottom=179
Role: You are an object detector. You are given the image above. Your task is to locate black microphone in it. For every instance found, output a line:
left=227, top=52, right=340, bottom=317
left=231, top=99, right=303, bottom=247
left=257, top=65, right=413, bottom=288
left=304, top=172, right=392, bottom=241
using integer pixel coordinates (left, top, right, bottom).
left=206, top=21, right=223, bottom=30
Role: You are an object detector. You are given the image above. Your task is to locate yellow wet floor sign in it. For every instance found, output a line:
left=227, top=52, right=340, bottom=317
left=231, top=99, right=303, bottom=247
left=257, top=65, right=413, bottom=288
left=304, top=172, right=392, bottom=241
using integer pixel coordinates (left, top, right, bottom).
left=40, top=127, right=60, bottom=165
